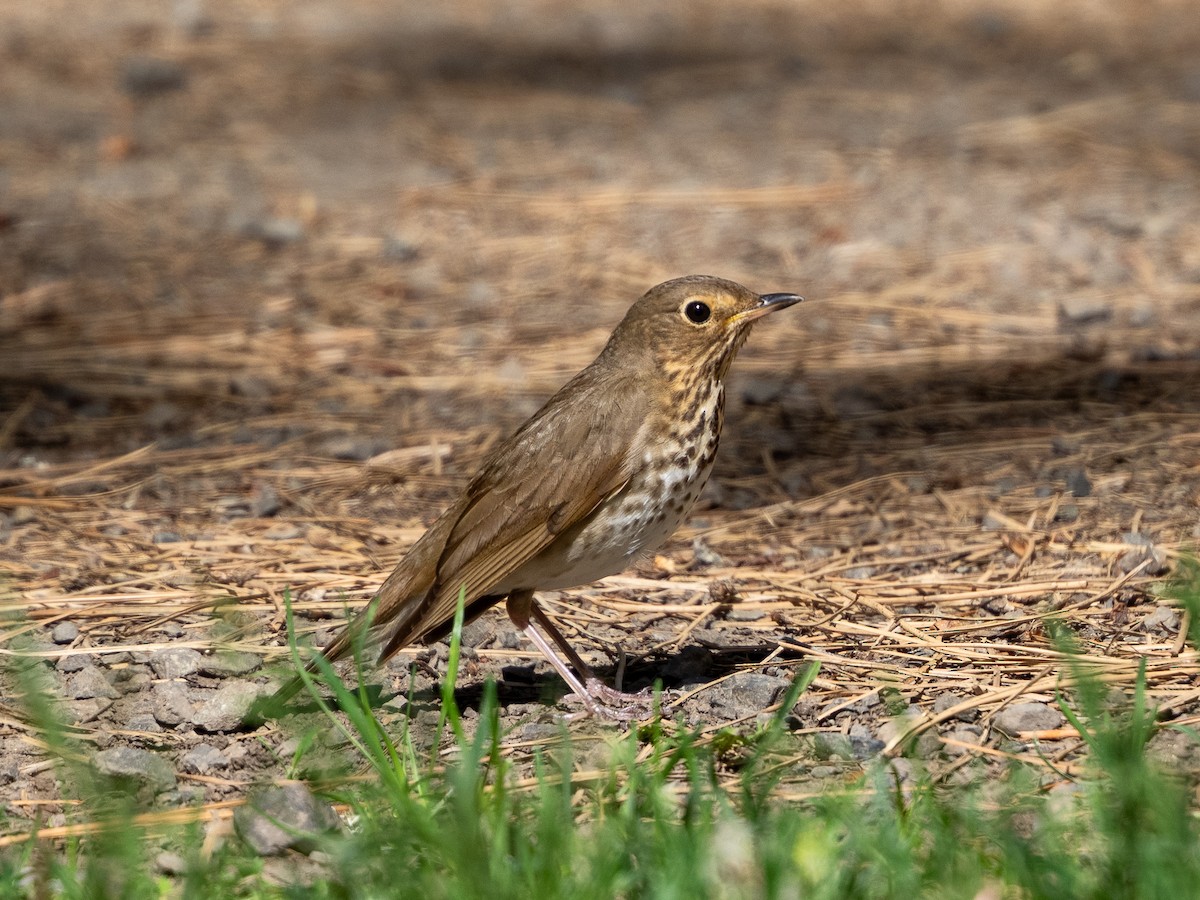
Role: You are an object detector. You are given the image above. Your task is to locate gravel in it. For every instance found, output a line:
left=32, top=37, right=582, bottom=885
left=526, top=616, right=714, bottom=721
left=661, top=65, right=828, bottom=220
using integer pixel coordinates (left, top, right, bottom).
left=93, top=747, right=177, bottom=795
left=992, top=702, right=1065, bottom=736
left=234, top=783, right=341, bottom=856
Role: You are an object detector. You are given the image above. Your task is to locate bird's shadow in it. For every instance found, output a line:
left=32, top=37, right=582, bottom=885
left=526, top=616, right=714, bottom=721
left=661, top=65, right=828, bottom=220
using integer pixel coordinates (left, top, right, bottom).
left=282, top=641, right=806, bottom=719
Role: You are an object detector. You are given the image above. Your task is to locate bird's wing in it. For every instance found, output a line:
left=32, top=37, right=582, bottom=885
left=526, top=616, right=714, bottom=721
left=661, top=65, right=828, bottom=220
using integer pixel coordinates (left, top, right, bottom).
left=376, top=367, right=640, bottom=657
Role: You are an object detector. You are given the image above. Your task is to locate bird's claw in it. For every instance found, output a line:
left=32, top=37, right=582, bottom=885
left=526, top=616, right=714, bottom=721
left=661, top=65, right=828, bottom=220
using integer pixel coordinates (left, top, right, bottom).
left=561, top=678, right=676, bottom=723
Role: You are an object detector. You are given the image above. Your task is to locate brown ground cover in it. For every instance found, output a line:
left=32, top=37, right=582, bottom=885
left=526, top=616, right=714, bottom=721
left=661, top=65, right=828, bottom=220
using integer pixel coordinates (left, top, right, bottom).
left=2, top=0, right=1199, bottom=841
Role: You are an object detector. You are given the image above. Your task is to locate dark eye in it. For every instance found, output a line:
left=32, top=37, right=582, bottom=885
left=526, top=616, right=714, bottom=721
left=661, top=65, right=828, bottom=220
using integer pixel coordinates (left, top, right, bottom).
left=683, top=300, right=711, bottom=324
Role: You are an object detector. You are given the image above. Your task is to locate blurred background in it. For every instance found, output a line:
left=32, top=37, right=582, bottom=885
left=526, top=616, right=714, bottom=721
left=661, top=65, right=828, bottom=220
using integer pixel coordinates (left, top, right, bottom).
left=2, top=0, right=1199, bottom=508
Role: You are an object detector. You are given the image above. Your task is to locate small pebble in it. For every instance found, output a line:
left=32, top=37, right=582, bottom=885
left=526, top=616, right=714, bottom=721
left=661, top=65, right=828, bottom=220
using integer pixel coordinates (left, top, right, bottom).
left=51, top=622, right=79, bottom=644
left=93, top=747, right=177, bottom=794
left=1142, top=606, right=1180, bottom=633
left=234, top=783, right=340, bottom=856
left=68, top=666, right=120, bottom=701
left=993, top=701, right=1064, bottom=736
left=121, top=56, right=188, bottom=96
left=55, top=654, right=93, bottom=673
left=149, top=648, right=203, bottom=679
left=152, top=682, right=196, bottom=727
left=726, top=607, right=765, bottom=622
left=181, top=743, right=229, bottom=774
left=155, top=852, right=189, bottom=877
left=1064, top=468, right=1091, bottom=497
left=198, top=651, right=262, bottom=677
left=194, top=681, right=262, bottom=732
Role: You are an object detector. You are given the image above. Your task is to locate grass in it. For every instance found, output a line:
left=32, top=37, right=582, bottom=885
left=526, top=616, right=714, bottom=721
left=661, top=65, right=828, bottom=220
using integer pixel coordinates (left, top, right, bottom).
left=4, top=564, right=1200, bottom=898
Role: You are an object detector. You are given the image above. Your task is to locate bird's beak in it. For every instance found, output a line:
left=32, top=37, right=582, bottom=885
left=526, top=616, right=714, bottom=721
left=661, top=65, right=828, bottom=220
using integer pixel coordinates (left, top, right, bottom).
left=731, top=292, right=803, bottom=324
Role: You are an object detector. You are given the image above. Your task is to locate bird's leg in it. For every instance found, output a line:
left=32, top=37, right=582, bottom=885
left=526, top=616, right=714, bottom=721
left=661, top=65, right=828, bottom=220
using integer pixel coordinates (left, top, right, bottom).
left=506, top=591, right=603, bottom=717
left=528, top=603, right=662, bottom=708
left=506, top=591, right=663, bottom=722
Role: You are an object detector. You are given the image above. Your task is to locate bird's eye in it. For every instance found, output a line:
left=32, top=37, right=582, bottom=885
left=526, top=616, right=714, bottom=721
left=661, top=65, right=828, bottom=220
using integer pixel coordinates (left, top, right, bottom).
left=683, top=300, right=711, bottom=324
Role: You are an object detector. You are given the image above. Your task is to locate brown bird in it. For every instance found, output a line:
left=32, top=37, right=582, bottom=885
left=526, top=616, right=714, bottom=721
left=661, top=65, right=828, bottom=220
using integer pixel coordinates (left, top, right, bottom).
left=273, top=275, right=801, bottom=719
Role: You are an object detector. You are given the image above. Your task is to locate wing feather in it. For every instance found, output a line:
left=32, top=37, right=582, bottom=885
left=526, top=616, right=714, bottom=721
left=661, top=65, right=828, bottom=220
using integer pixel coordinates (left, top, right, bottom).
left=373, top=362, right=642, bottom=656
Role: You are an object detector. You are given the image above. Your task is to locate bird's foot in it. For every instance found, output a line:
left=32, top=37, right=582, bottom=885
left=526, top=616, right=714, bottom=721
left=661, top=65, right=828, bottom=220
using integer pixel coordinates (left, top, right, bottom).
left=562, top=678, right=675, bottom=723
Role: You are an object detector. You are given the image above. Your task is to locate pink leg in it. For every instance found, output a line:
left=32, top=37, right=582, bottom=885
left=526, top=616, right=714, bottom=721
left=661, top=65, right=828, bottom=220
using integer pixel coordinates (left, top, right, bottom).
left=506, top=591, right=664, bottom=721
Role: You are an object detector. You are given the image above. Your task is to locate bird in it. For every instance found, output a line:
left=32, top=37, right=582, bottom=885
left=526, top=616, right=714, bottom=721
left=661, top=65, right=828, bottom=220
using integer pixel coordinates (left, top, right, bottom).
left=271, top=275, right=801, bottom=720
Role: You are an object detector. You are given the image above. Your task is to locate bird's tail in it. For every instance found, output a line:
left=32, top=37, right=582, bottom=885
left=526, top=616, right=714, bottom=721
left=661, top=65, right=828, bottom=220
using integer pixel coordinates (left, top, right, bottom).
left=247, top=503, right=464, bottom=726
left=250, top=535, right=449, bottom=724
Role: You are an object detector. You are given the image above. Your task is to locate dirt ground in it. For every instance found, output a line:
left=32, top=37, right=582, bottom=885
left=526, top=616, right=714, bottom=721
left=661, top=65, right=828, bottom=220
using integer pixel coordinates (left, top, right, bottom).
left=2, top=0, right=1200, bottom=845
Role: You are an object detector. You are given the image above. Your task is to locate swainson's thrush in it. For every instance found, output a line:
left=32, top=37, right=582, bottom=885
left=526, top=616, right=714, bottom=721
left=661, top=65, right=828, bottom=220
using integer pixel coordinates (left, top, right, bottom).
left=274, top=275, right=801, bottom=719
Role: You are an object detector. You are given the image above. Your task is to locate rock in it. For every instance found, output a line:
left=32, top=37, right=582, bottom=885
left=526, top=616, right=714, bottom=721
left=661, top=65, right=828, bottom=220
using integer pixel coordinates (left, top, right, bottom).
left=843, top=566, right=875, bottom=580
left=726, top=607, right=765, bottom=622
left=152, top=531, right=184, bottom=544
left=149, top=648, right=203, bottom=679
left=67, top=666, right=120, bottom=700
left=263, top=523, right=304, bottom=540
left=142, top=400, right=182, bottom=430
left=811, top=732, right=855, bottom=761
left=234, top=784, right=340, bottom=856
left=1057, top=297, right=1112, bottom=327
left=520, top=723, right=561, bottom=743
left=1054, top=503, right=1080, bottom=523
left=740, top=377, right=785, bottom=406
left=51, top=622, right=79, bottom=644
left=194, top=681, right=262, bottom=732
left=709, top=673, right=791, bottom=714
left=458, top=617, right=496, bottom=648
left=115, top=668, right=152, bottom=693
left=181, top=743, right=229, bottom=774
left=1147, top=728, right=1198, bottom=767
left=932, top=692, right=978, bottom=721
left=691, top=536, right=726, bottom=567
left=875, top=710, right=920, bottom=746
left=126, top=713, right=164, bottom=733
left=382, top=235, right=419, bottom=262
left=155, top=852, right=189, bottom=876
left=1117, top=533, right=1170, bottom=576
left=251, top=483, right=281, bottom=517
left=55, top=654, right=93, bottom=673
left=1142, top=606, right=1181, bottom=633
left=821, top=695, right=871, bottom=718
left=152, top=682, right=196, bottom=727
left=887, top=757, right=917, bottom=786
left=710, top=817, right=756, bottom=888
left=497, top=630, right=523, bottom=650
left=198, top=651, right=262, bottom=677
left=242, top=218, right=304, bottom=248
left=993, top=701, right=1064, bottom=736
left=941, top=724, right=984, bottom=756
left=229, top=374, right=274, bottom=400
left=121, top=56, right=188, bottom=96
left=93, top=747, right=176, bottom=794
left=1064, top=468, right=1091, bottom=497
left=847, top=723, right=885, bottom=759
left=66, top=699, right=112, bottom=724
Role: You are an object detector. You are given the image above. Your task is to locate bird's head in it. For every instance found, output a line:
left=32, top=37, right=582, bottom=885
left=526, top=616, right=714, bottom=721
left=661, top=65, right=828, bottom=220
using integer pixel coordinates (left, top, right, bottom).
left=605, top=275, right=802, bottom=381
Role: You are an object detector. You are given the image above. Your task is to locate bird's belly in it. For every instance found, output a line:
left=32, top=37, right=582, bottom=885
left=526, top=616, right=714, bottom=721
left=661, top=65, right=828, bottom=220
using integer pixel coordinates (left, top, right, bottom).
left=498, top=453, right=717, bottom=592
left=497, top=383, right=723, bottom=594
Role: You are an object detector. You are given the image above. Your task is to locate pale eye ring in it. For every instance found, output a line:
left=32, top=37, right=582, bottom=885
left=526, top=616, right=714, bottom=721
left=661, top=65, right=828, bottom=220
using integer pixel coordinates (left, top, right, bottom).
left=683, top=300, right=711, bottom=324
